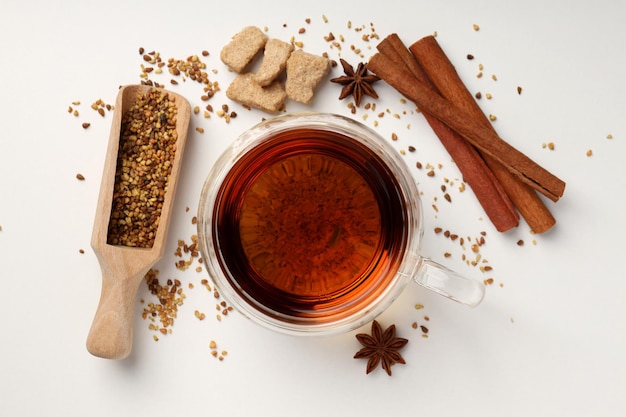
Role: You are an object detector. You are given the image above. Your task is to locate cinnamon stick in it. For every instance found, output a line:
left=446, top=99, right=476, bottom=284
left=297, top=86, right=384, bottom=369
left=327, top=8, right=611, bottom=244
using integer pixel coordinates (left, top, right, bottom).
left=409, top=35, right=556, bottom=233
left=376, top=35, right=520, bottom=232
left=368, top=52, right=566, bottom=203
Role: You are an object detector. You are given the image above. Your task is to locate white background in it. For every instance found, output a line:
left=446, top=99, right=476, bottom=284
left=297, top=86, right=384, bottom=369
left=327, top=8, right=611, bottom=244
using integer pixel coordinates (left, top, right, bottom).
left=1, top=0, right=625, bottom=416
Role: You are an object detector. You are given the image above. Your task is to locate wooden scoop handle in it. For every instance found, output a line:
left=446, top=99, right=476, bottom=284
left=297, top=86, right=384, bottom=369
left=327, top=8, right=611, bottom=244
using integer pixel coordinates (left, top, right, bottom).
left=86, top=269, right=143, bottom=360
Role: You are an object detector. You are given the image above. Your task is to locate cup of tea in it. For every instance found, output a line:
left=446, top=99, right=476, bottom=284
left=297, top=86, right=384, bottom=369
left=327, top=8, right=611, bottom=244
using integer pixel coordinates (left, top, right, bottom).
left=197, top=113, right=484, bottom=335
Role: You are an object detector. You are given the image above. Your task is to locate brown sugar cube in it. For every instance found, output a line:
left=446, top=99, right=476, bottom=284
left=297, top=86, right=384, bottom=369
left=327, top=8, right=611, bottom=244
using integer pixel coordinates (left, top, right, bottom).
left=254, top=39, right=294, bottom=87
left=285, top=50, right=330, bottom=104
left=220, top=26, right=268, bottom=73
left=226, top=73, right=287, bottom=113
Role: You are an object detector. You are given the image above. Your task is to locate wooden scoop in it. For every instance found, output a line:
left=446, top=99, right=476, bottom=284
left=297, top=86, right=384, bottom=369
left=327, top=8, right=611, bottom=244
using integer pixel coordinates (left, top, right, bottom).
left=86, top=85, right=190, bottom=359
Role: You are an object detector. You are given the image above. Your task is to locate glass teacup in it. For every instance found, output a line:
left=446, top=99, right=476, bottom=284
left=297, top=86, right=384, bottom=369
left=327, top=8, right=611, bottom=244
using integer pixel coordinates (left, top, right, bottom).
left=197, top=113, right=484, bottom=335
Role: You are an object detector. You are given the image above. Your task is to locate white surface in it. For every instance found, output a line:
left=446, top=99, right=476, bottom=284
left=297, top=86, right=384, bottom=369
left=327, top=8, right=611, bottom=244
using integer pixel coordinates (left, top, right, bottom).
left=1, top=0, right=625, bottom=416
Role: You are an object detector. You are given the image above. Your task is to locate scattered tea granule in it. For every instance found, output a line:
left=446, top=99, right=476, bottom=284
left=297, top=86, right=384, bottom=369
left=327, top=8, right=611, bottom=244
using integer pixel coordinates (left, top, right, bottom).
left=141, top=269, right=186, bottom=336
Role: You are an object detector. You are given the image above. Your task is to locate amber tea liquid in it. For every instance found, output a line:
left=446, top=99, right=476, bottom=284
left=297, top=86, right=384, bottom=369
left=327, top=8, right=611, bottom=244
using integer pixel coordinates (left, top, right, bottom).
left=213, top=128, right=408, bottom=323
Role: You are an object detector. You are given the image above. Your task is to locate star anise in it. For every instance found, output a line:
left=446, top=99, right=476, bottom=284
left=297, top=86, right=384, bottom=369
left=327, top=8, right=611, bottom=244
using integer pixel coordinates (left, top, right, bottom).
left=330, top=58, right=380, bottom=107
left=354, top=320, right=408, bottom=376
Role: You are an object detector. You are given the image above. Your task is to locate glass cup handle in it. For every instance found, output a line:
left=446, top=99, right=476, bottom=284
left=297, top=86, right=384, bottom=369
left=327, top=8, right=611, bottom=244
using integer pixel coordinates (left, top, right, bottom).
left=413, top=257, right=485, bottom=307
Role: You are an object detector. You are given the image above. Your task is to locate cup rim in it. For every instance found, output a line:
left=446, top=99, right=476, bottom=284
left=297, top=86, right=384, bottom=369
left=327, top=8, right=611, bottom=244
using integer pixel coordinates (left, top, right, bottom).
left=197, top=112, right=423, bottom=335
